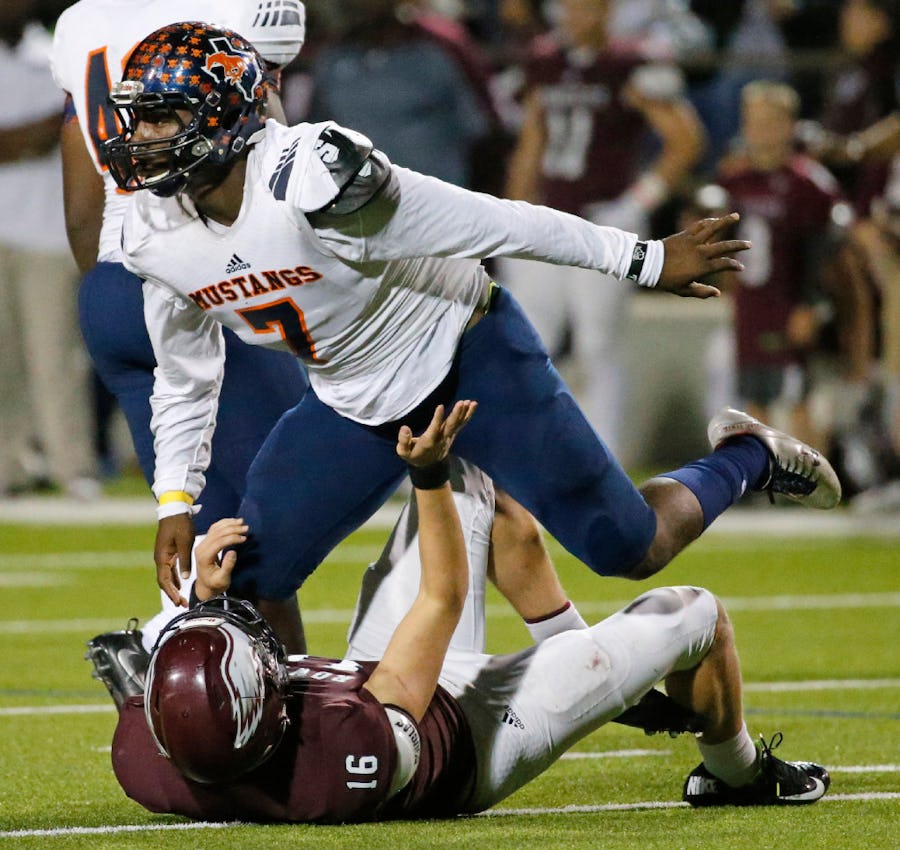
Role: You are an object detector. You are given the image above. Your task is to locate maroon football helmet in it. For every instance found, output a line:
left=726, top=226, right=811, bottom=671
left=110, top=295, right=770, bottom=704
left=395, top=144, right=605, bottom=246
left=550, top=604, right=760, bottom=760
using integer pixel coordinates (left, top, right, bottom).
left=145, top=597, right=289, bottom=784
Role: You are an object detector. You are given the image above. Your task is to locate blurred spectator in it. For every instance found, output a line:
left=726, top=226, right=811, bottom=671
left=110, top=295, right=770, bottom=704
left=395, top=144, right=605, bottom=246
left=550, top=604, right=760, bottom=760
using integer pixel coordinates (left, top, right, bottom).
left=609, top=0, right=714, bottom=58
left=715, top=81, right=849, bottom=450
left=499, top=0, right=705, bottom=461
left=673, top=183, right=738, bottom=421
left=817, top=0, right=899, bottom=211
left=689, top=0, right=800, bottom=169
left=300, top=0, right=504, bottom=190
left=834, top=153, right=900, bottom=499
left=0, top=0, right=98, bottom=499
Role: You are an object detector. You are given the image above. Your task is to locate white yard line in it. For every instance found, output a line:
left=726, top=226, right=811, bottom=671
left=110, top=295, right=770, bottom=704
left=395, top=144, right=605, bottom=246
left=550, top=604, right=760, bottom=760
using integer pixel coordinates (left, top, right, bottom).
left=2, top=591, right=898, bottom=634
left=1, top=793, right=897, bottom=838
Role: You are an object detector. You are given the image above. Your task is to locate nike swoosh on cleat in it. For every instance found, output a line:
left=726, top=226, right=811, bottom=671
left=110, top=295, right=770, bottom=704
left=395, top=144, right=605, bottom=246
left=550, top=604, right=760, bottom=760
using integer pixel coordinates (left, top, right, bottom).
left=782, top=776, right=826, bottom=802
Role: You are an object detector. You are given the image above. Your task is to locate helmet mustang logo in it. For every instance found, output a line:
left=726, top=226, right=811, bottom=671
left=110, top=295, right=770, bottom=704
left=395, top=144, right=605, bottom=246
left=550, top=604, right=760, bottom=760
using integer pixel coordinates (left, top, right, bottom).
left=203, top=36, right=260, bottom=101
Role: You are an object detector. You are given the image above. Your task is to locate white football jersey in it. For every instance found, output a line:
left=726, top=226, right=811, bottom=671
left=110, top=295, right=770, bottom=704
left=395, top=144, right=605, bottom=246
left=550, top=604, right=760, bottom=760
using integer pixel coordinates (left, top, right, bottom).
left=50, top=0, right=304, bottom=263
left=122, top=119, right=660, bottom=500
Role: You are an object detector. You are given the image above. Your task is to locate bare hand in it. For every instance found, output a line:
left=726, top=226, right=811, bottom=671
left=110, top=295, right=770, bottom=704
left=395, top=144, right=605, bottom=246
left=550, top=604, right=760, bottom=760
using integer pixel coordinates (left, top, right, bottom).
left=396, top=400, right=477, bottom=467
left=193, top=518, right=248, bottom=602
left=658, top=213, right=750, bottom=298
left=154, top=513, right=195, bottom=607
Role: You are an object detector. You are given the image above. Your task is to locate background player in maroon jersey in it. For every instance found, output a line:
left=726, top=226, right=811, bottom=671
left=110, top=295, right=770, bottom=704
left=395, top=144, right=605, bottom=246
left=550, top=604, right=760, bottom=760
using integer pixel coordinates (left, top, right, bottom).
left=106, top=402, right=830, bottom=819
left=501, top=0, right=706, bottom=462
left=717, top=80, right=850, bottom=451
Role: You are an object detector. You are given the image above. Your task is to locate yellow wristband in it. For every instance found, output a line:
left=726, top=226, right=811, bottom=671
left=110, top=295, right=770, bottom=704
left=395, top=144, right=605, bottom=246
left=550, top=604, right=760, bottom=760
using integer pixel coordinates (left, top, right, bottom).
left=158, top=490, right=195, bottom=506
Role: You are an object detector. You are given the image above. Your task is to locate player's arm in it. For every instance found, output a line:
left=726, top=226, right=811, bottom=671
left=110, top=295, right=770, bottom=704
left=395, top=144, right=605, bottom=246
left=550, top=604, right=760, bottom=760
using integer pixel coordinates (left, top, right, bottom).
left=504, top=87, right=546, bottom=203
left=141, top=278, right=225, bottom=606
left=363, top=401, right=477, bottom=722
left=623, top=66, right=706, bottom=193
left=60, top=100, right=104, bottom=273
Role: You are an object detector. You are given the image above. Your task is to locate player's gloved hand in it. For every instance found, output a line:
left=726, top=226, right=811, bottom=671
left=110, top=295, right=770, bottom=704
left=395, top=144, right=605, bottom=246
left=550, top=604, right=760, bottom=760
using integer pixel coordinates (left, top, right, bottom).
left=155, top=514, right=196, bottom=607
left=658, top=213, right=750, bottom=298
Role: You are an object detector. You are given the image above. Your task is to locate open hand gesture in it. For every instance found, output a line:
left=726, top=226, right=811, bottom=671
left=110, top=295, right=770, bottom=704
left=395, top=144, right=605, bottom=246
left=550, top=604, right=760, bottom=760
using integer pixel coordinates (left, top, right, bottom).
left=396, top=400, right=477, bottom=467
left=658, top=212, right=750, bottom=298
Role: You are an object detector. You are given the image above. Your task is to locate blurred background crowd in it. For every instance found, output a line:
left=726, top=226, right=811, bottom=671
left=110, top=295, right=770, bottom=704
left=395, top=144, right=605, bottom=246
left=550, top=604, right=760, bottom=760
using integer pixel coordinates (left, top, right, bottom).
left=2, top=0, right=898, bottom=509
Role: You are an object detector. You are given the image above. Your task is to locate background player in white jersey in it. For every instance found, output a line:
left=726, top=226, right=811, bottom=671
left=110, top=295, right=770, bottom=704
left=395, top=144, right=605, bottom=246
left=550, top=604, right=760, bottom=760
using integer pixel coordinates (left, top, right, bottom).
left=50, top=0, right=310, bottom=641
left=104, top=22, right=841, bottom=650
left=98, top=403, right=830, bottom=819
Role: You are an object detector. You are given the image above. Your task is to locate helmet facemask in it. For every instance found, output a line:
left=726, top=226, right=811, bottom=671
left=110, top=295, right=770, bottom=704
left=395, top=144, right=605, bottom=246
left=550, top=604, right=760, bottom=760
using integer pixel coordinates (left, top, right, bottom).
left=101, top=22, right=268, bottom=198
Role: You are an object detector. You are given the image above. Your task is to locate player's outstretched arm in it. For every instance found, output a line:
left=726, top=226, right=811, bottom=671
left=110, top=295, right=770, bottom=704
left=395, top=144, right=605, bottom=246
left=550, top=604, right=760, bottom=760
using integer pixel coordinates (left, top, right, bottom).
left=657, top=213, right=751, bottom=298
left=364, top=401, right=476, bottom=721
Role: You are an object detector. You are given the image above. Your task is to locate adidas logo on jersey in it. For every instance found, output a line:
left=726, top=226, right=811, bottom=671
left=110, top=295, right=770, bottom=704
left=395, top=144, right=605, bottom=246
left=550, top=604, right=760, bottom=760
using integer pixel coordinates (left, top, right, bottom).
left=501, top=706, right=525, bottom=729
left=225, top=254, right=251, bottom=274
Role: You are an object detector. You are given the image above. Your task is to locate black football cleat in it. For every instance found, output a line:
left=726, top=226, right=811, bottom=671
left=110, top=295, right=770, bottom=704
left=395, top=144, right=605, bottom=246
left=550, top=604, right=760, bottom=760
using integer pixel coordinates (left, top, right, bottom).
left=612, top=688, right=706, bottom=736
left=85, top=618, right=150, bottom=709
left=683, top=733, right=830, bottom=807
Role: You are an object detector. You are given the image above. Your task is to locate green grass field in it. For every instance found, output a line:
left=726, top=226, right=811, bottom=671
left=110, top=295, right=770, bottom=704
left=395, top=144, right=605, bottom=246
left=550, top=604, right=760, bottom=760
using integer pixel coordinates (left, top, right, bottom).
left=0, top=505, right=898, bottom=849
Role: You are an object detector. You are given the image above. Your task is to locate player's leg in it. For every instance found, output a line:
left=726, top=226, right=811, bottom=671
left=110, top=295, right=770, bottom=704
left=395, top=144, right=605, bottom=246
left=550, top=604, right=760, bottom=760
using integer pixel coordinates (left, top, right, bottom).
left=447, top=585, right=721, bottom=810
left=488, top=489, right=588, bottom=641
left=452, top=287, right=840, bottom=581
left=198, top=328, right=308, bottom=526
left=452, top=285, right=659, bottom=574
left=230, top=387, right=407, bottom=604
left=78, top=262, right=157, bottom=484
left=346, top=458, right=496, bottom=659
left=450, top=586, right=828, bottom=811
left=347, top=466, right=588, bottom=662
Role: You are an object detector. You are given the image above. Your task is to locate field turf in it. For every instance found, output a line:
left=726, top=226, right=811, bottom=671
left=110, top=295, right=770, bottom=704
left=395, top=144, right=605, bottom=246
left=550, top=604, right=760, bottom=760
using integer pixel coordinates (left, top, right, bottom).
left=0, top=503, right=897, bottom=848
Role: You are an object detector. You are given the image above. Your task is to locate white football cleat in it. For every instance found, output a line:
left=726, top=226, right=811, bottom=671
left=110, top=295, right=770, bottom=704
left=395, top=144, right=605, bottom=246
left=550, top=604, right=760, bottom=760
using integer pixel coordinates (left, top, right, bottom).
left=708, top=407, right=842, bottom=509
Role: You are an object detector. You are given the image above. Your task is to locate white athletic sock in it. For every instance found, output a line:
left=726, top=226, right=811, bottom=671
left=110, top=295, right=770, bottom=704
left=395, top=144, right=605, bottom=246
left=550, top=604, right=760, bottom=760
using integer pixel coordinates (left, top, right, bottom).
left=697, top=723, right=760, bottom=787
left=525, top=600, right=588, bottom=642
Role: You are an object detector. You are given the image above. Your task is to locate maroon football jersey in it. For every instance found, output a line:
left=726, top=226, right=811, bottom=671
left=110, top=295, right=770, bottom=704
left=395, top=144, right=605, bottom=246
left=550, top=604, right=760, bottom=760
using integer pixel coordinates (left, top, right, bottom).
left=718, top=155, right=841, bottom=368
left=112, top=656, right=476, bottom=823
left=524, top=35, right=651, bottom=213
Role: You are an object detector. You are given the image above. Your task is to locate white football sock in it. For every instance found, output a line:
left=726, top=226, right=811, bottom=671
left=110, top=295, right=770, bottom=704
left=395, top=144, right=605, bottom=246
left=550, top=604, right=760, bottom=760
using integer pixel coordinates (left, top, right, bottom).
left=697, top=723, right=760, bottom=787
left=525, top=600, right=588, bottom=642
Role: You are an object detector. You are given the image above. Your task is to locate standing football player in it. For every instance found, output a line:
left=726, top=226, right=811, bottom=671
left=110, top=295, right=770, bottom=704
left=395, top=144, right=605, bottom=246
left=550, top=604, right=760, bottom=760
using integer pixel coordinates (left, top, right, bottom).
left=105, top=22, right=841, bottom=647
left=50, top=0, right=311, bottom=647
left=502, top=0, right=706, bottom=460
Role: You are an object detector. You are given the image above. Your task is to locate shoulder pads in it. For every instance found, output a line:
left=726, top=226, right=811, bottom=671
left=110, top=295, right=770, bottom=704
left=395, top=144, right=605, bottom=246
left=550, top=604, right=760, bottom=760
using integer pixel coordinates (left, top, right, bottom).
left=323, top=149, right=392, bottom=215
left=314, top=126, right=374, bottom=190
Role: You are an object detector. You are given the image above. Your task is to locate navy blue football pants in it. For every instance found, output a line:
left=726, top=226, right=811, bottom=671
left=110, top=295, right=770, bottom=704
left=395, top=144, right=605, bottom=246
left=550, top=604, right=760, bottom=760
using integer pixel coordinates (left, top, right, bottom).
left=78, top=262, right=308, bottom=533
left=233, top=287, right=657, bottom=600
